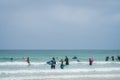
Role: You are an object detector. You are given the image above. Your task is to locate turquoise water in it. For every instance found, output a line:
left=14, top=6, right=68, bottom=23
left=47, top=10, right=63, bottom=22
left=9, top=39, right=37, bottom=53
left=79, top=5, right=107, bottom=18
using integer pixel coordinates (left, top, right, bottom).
left=0, top=50, right=120, bottom=61
left=0, top=50, right=120, bottom=80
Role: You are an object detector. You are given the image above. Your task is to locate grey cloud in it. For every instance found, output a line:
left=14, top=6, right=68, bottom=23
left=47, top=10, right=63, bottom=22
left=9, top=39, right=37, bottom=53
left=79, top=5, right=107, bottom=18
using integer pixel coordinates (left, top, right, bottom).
left=0, top=0, right=120, bottom=49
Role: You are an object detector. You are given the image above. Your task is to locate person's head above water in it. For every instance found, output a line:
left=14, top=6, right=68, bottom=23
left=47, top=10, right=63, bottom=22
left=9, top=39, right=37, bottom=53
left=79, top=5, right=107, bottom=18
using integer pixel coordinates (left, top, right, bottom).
left=52, top=57, right=55, bottom=60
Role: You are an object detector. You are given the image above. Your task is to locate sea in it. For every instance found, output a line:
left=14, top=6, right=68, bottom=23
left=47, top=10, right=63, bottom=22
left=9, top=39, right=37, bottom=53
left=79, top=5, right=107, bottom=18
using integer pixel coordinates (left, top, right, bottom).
left=0, top=50, right=120, bottom=80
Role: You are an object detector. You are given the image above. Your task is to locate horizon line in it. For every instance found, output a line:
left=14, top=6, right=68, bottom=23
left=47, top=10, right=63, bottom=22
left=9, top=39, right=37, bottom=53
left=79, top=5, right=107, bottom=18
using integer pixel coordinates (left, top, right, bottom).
left=0, top=49, right=120, bottom=51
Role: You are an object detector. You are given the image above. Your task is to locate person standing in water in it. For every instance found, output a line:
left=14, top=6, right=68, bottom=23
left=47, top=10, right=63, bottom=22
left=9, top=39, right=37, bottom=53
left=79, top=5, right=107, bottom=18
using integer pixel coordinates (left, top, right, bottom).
left=64, top=56, right=69, bottom=65
left=91, top=56, right=94, bottom=63
left=60, top=59, right=64, bottom=69
left=117, top=56, right=120, bottom=61
left=89, top=58, right=92, bottom=66
left=89, top=57, right=94, bottom=66
left=25, top=57, right=30, bottom=66
left=51, top=57, right=56, bottom=69
left=105, top=56, right=109, bottom=61
left=111, top=56, right=114, bottom=61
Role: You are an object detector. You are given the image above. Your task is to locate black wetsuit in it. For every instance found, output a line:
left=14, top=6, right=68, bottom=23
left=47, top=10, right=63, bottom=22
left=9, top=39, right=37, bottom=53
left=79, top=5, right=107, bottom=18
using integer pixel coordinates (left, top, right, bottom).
left=105, top=56, right=109, bottom=61
left=111, top=56, right=114, bottom=61
left=65, top=57, right=69, bottom=65
left=51, top=60, right=56, bottom=69
left=89, top=58, right=92, bottom=66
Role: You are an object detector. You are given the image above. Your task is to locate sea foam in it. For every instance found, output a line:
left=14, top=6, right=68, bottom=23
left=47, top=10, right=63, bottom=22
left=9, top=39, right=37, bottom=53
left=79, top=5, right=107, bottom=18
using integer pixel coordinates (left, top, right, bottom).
left=0, top=68, right=120, bottom=74
left=0, top=61, right=120, bottom=66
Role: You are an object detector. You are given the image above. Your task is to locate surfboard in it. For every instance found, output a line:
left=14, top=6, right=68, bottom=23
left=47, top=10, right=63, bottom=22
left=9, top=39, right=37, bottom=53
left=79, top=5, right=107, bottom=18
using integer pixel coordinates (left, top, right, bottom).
left=60, top=64, right=65, bottom=69
left=46, top=61, right=52, bottom=65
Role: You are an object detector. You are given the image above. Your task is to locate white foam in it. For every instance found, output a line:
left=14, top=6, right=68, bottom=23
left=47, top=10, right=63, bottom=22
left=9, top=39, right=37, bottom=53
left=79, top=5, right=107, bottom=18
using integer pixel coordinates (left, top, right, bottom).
left=94, top=61, right=120, bottom=64
left=0, top=61, right=120, bottom=66
left=1, top=74, right=120, bottom=80
left=0, top=68, right=120, bottom=74
left=63, top=61, right=120, bottom=65
left=0, top=62, right=45, bottom=66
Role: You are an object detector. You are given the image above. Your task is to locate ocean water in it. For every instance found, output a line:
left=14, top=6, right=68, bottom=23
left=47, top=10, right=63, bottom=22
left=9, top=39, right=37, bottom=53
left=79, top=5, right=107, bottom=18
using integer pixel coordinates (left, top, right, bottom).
left=0, top=50, right=120, bottom=80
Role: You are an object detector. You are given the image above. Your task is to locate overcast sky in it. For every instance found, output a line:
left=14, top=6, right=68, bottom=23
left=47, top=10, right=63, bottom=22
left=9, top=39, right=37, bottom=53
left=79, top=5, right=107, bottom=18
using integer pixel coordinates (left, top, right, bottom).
left=0, top=0, right=120, bottom=50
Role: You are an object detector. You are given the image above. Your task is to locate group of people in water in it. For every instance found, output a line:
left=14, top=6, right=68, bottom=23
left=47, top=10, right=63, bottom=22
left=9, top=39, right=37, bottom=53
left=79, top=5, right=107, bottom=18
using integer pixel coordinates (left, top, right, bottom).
left=4, top=55, right=120, bottom=69
left=72, top=56, right=94, bottom=66
left=49, top=56, right=94, bottom=69
left=50, top=56, right=69, bottom=69
left=9, top=57, right=30, bottom=65
left=49, top=55, right=120, bottom=69
left=105, top=56, right=120, bottom=61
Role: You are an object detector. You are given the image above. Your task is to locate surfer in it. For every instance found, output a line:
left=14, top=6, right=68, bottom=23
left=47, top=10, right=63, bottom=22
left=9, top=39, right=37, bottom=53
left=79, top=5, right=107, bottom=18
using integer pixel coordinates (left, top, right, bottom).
left=10, top=58, right=13, bottom=62
left=111, top=56, right=114, bottom=61
left=64, top=56, right=69, bottom=65
left=105, top=56, right=109, bottom=61
left=91, top=56, right=94, bottom=63
left=60, top=59, right=64, bottom=69
left=24, top=57, right=30, bottom=66
left=51, top=57, right=56, bottom=69
left=89, top=58, right=92, bottom=66
left=117, top=56, right=120, bottom=61
left=72, top=56, right=80, bottom=62
left=72, top=56, right=77, bottom=59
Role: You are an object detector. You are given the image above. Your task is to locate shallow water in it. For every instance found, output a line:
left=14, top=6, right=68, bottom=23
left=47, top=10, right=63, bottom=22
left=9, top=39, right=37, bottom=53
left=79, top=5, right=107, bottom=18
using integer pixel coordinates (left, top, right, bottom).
left=0, top=50, right=120, bottom=80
